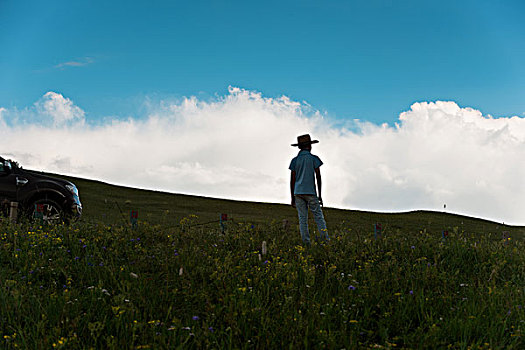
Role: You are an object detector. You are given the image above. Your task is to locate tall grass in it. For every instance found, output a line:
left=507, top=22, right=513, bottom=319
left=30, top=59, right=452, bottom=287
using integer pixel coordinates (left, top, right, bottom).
left=1, top=216, right=523, bottom=349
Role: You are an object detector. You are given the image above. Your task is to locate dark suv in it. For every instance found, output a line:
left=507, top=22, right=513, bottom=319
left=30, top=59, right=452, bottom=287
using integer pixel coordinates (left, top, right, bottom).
left=0, top=156, right=82, bottom=223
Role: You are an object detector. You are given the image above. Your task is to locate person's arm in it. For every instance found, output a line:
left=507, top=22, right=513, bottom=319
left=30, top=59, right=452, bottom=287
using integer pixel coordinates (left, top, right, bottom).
left=315, top=167, right=323, bottom=206
left=290, top=170, right=296, bottom=207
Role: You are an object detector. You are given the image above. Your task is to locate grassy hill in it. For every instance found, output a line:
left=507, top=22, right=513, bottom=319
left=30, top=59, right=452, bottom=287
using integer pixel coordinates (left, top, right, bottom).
left=2, top=173, right=524, bottom=348
left=59, top=173, right=525, bottom=240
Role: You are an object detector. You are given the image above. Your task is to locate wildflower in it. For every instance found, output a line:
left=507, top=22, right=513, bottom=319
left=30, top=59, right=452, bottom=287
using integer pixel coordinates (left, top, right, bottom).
left=348, top=285, right=356, bottom=290
left=192, top=316, right=199, bottom=321
left=411, top=246, right=415, bottom=249
left=409, top=290, right=414, bottom=295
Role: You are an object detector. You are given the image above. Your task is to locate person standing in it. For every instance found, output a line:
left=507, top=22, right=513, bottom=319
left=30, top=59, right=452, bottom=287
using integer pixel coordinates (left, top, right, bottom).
left=289, top=134, right=329, bottom=245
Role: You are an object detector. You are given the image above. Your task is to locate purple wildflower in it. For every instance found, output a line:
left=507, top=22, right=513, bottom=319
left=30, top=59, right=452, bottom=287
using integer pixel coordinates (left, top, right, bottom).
left=192, top=316, right=199, bottom=321
left=348, top=285, right=356, bottom=290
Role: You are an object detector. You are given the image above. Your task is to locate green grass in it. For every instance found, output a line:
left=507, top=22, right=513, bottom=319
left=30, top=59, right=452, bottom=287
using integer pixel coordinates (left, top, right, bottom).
left=1, top=175, right=524, bottom=349
left=61, top=173, right=525, bottom=240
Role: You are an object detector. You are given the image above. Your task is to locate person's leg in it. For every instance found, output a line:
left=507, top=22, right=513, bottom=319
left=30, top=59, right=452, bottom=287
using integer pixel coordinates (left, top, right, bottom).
left=295, top=195, right=310, bottom=245
left=306, top=195, right=329, bottom=241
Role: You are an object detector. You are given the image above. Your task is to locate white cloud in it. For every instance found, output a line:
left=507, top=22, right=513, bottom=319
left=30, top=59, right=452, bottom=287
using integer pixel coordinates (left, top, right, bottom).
left=34, top=92, right=85, bottom=126
left=54, top=57, right=94, bottom=69
left=1, top=88, right=524, bottom=224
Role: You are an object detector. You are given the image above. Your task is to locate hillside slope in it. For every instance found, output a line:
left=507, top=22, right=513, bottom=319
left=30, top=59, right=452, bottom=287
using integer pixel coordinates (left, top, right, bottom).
left=56, top=173, right=524, bottom=239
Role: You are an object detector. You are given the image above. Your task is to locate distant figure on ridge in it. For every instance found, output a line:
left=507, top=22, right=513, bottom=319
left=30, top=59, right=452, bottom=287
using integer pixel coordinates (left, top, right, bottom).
left=289, top=134, right=329, bottom=245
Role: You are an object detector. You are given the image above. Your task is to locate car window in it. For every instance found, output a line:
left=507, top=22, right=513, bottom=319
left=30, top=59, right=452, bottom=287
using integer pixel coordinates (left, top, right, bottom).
left=0, top=161, right=11, bottom=173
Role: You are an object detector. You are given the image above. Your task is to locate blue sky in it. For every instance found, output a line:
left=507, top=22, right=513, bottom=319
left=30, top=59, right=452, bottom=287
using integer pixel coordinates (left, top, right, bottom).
left=1, top=0, right=524, bottom=124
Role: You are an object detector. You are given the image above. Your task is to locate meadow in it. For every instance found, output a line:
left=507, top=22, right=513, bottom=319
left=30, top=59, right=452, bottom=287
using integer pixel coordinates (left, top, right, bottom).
left=1, top=176, right=524, bottom=349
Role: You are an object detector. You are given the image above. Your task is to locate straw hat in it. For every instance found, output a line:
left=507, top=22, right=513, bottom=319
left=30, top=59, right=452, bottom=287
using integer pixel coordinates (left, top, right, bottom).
left=291, top=134, right=319, bottom=147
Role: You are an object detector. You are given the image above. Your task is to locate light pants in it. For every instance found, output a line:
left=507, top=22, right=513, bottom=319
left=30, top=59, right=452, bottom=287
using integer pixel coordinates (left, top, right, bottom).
left=294, top=194, right=329, bottom=245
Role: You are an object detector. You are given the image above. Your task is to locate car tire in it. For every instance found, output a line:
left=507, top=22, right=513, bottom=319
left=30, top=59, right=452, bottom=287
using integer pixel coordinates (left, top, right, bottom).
left=30, top=198, right=65, bottom=225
